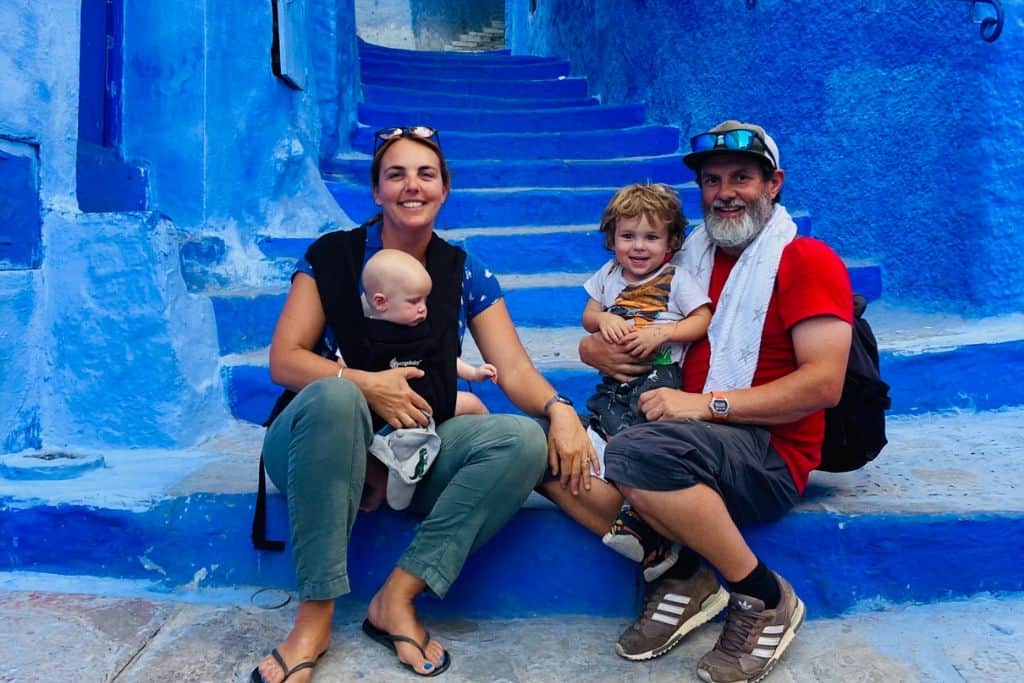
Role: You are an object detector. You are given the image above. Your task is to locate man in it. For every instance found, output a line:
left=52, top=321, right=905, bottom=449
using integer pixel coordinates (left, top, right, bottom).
left=541, top=120, right=853, bottom=682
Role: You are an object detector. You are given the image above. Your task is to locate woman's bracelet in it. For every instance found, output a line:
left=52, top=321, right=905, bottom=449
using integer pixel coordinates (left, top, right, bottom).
left=336, top=365, right=345, bottom=379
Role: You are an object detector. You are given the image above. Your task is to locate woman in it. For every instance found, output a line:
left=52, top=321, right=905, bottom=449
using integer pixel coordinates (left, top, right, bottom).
left=251, top=127, right=594, bottom=682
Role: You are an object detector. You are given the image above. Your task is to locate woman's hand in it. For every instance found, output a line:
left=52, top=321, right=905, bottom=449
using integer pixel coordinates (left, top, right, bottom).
left=579, top=332, right=652, bottom=382
left=360, top=367, right=433, bottom=429
left=546, top=403, right=598, bottom=496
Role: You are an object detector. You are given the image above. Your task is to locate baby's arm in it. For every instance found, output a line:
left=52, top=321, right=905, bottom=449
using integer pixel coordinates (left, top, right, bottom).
left=583, top=298, right=633, bottom=344
left=457, top=357, right=498, bottom=383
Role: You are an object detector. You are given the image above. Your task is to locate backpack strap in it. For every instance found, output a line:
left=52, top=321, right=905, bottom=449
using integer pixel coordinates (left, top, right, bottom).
left=251, top=452, right=285, bottom=551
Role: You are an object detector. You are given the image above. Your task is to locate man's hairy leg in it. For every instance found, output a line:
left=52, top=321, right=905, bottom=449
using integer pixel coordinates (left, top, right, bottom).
left=538, top=478, right=623, bottom=536
left=620, top=483, right=757, bottom=582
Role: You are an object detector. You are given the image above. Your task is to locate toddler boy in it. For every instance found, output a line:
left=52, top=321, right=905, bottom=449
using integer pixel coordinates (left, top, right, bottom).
left=582, top=184, right=711, bottom=581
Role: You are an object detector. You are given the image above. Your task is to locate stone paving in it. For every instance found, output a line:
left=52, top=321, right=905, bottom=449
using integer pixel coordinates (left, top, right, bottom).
left=1, top=586, right=1021, bottom=682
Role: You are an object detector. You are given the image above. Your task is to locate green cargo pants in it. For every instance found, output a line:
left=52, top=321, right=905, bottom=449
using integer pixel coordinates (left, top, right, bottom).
left=262, top=377, right=548, bottom=601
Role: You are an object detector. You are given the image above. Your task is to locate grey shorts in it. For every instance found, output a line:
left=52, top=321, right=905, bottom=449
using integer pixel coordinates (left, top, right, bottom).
left=603, top=419, right=799, bottom=528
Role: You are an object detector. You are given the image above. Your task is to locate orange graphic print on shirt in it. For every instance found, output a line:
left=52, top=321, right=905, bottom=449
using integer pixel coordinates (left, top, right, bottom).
left=606, top=265, right=676, bottom=365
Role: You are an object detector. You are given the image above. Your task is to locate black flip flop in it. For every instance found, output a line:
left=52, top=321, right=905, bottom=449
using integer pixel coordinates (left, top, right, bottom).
left=361, top=618, right=452, bottom=677
left=250, top=647, right=327, bottom=682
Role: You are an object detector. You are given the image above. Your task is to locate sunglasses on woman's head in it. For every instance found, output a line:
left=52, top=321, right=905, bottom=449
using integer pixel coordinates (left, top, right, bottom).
left=689, top=129, right=777, bottom=167
left=373, top=126, right=441, bottom=154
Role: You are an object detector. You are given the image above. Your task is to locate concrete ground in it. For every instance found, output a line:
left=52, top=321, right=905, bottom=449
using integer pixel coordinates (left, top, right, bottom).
left=0, top=578, right=1021, bottom=682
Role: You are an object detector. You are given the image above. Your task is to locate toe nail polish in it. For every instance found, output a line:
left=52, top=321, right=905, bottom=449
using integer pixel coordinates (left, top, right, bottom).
left=424, top=662, right=434, bottom=671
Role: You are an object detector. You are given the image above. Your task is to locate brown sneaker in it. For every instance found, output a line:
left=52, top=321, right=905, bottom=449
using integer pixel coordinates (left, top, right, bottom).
left=696, top=572, right=806, bottom=683
left=616, top=563, right=729, bottom=661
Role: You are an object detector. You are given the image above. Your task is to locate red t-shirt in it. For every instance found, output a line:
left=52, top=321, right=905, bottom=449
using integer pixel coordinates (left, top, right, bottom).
left=681, top=237, right=853, bottom=492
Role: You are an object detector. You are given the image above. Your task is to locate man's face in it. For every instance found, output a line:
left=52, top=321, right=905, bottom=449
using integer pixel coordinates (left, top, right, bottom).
left=699, top=154, right=782, bottom=252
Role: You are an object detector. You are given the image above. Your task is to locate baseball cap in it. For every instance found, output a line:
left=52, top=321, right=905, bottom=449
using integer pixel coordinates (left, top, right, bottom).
left=683, top=120, right=780, bottom=171
left=368, top=416, right=442, bottom=511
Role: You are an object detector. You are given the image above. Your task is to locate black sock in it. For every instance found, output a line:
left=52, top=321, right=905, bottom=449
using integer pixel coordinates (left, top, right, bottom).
left=661, top=547, right=701, bottom=580
left=728, top=560, right=780, bottom=609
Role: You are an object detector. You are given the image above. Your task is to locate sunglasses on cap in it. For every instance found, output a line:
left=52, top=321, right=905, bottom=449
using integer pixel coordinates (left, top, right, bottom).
left=373, top=126, right=441, bottom=154
left=689, top=129, right=777, bottom=168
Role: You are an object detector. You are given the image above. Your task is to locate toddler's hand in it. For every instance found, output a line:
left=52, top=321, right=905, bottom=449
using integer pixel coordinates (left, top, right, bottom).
left=597, top=313, right=633, bottom=344
left=623, top=325, right=666, bottom=359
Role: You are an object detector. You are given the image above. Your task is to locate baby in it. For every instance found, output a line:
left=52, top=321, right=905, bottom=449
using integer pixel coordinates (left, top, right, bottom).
left=361, top=248, right=496, bottom=416
left=582, top=183, right=712, bottom=581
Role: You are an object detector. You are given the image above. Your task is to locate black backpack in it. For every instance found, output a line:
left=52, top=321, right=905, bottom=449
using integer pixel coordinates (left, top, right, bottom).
left=819, top=294, right=892, bottom=472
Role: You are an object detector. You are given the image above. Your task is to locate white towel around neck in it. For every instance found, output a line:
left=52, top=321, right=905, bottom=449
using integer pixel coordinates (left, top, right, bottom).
left=679, top=204, right=798, bottom=392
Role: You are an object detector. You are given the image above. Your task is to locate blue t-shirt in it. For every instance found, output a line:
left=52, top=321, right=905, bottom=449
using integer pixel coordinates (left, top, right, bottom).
left=294, top=223, right=503, bottom=360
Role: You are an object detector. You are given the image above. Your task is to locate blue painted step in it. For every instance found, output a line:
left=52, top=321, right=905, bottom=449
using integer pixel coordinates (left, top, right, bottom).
left=361, top=83, right=598, bottom=110
left=357, top=102, right=646, bottom=133
left=349, top=125, right=680, bottom=159
left=359, top=57, right=572, bottom=81
left=351, top=125, right=679, bottom=159
left=211, top=292, right=284, bottom=358
left=359, top=41, right=537, bottom=62
left=209, top=259, right=877, bottom=357
left=363, top=46, right=512, bottom=59
left=470, top=338, right=1024, bottom=418
left=499, top=270, right=882, bottom=327
left=361, top=74, right=589, bottom=99
left=5, top=490, right=1020, bottom=618
left=324, top=154, right=692, bottom=188
left=223, top=332, right=1024, bottom=427
left=253, top=217, right=811, bottom=269
left=327, top=181, right=698, bottom=228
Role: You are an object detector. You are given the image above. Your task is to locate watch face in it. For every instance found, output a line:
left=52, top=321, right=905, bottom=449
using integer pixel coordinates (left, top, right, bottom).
left=711, top=398, right=728, bottom=415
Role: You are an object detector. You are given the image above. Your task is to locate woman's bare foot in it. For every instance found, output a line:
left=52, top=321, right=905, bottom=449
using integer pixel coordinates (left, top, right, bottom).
left=253, top=599, right=334, bottom=683
left=366, top=568, right=447, bottom=675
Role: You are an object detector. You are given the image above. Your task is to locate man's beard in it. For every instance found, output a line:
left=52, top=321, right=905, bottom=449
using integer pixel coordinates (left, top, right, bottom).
left=704, top=192, right=774, bottom=250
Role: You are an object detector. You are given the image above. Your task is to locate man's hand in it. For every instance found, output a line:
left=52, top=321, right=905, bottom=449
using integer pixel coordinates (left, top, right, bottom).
left=579, top=331, right=652, bottom=382
left=637, top=388, right=710, bottom=422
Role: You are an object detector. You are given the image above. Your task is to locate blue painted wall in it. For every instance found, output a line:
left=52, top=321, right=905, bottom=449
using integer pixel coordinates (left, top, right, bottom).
left=0, top=0, right=362, bottom=454
left=0, top=140, right=42, bottom=269
left=2, top=1, right=78, bottom=455
left=120, top=0, right=355, bottom=239
left=507, top=0, right=1024, bottom=315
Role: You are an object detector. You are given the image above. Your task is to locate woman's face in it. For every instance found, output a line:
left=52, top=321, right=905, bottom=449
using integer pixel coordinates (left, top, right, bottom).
left=373, top=138, right=449, bottom=235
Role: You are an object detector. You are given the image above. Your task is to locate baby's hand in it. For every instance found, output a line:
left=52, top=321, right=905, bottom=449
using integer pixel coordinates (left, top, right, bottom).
left=623, top=325, right=667, bottom=359
left=597, top=313, right=633, bottom=344
left=477, top=363, right=498, bottom=383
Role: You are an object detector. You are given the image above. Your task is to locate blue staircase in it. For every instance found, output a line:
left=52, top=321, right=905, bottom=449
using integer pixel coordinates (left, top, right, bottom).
left=7, top=42, right=1021, bottom=620
left=203, top=42, right=1024, bottom=615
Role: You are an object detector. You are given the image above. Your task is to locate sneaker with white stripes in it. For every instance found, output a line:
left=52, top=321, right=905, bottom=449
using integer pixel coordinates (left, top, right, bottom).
left=615, top=564, right=729, bottom=661
left=696, top=572, right=806, bottom=683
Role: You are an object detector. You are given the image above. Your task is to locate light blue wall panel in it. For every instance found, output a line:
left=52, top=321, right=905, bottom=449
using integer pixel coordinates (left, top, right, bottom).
left=42, top=212, right=226, bottom=449
left=121, top=0, right=353, bottom=238
left=0, top=272, right=41, bottom=452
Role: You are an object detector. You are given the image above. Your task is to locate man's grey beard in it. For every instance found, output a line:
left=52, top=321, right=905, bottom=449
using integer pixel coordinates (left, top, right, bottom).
left=704, top=192, right=774, bottom=251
